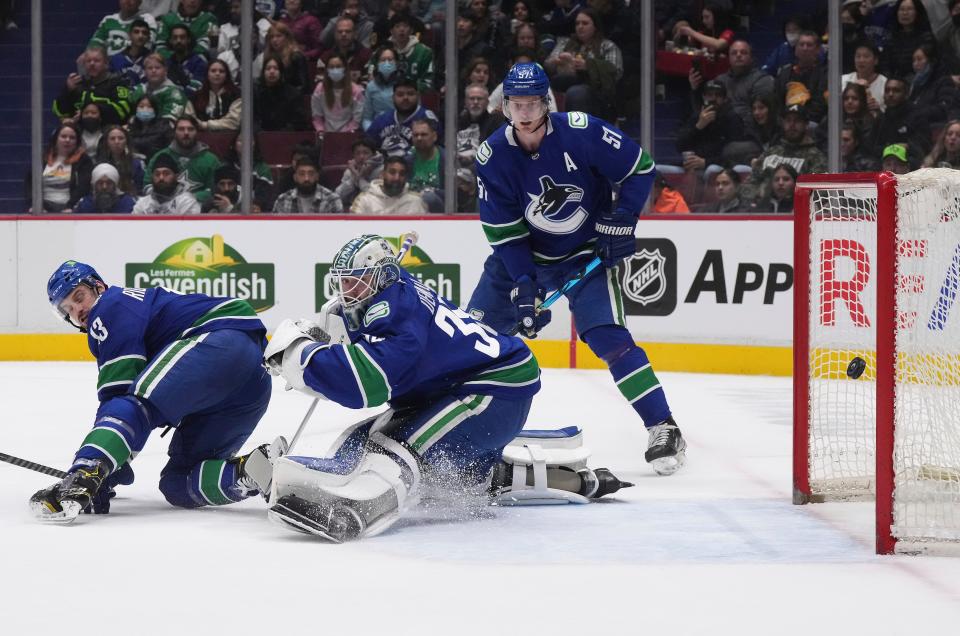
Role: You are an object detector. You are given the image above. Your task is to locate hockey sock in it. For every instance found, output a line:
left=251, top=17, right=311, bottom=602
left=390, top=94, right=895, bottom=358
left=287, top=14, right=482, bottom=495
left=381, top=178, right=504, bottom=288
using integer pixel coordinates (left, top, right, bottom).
left=186, top=459, right=249, bottom=507
left=582, top=325, right=672, bottom=427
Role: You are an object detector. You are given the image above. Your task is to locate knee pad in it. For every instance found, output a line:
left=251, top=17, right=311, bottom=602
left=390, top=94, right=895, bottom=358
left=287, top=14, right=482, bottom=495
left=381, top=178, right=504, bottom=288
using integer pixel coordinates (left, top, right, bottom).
left=581, top=325, right=636, bottom=365
left=158, top=472, right=202, bottom=509
left=491, top=427, right=595, bottom=505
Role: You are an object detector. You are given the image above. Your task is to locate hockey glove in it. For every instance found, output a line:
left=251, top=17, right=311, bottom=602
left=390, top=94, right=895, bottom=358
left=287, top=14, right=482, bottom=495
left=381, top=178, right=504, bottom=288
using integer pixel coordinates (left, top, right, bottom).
left=263, top=318, right=329, bottom=375
left=594, top=211, right=637, bottom=267
left=510, top=275, right=552, bottom=338
left=29, top=459, right=110, bottom=524
left=86, top=462, right=135, bottom=514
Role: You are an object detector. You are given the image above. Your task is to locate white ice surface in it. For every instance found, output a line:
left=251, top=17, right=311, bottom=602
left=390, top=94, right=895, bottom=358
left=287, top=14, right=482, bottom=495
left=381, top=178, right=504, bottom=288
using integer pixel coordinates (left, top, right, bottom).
left=1, top=363, right=959, bottom=635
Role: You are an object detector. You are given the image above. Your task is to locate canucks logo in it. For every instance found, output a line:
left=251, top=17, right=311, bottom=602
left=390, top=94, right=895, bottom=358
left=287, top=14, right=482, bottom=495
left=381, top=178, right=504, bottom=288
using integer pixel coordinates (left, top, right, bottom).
left=524, top=175, right=588, bottom=235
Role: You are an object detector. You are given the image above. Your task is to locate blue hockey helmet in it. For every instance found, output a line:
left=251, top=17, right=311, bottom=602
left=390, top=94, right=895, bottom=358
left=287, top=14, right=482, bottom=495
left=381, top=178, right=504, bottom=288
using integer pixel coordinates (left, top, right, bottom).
left=502, top=62, right=550, bottom=98
left=47, top=260, right=105, bottom=327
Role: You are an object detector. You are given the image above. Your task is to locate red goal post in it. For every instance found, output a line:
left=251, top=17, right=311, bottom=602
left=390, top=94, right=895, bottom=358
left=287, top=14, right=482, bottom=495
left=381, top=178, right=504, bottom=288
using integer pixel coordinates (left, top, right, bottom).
left=794, top=170, right=960, bottom=555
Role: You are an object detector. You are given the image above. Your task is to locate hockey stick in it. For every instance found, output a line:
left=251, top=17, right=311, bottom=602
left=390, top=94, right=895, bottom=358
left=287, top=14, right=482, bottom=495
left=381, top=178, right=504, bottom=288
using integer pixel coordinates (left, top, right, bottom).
left=286, top=231, right=420, bottom=455
left=0, top=452, right=67, bottom=479
left=508, top=256, right=602, bottom=336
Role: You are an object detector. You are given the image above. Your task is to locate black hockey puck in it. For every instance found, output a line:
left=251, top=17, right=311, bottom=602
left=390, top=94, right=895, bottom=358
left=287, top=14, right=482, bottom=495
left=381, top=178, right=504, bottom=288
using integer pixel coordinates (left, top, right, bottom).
left=846, top=356, right=866, bottom=379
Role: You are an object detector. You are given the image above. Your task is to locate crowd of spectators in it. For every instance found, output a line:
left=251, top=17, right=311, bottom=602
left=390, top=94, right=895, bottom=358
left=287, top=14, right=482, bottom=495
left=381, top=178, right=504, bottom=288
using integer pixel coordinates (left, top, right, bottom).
left=31, top=0, right=960, bottom=215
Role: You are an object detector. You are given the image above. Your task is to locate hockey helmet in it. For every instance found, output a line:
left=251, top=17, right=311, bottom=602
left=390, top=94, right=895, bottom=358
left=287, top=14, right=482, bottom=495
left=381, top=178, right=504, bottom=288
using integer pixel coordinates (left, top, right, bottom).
left=46, top=260, right=106, bottom=328
left=502, top=62, right=550, bottom=98
left=330, top=235, right=401, bottom=329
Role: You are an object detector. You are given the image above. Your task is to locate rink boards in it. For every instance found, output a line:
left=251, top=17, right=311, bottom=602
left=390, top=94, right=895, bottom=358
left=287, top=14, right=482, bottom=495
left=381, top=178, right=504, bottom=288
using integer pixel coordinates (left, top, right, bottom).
left=0, top=214, right=793, bottom=374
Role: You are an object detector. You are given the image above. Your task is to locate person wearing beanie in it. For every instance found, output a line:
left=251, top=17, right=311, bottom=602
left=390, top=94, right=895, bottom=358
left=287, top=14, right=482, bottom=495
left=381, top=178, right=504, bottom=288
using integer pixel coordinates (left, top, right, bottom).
left=203, top=163, right=245, bottom=214
left=133, top=152, right=201, bottom=214
left=73, top=163, right=137, bottom=213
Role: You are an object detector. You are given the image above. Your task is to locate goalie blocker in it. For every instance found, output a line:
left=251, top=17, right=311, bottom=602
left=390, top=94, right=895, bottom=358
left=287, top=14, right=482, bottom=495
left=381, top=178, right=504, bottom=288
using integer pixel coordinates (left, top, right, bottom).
left=268, top=418, right=632, bottom=542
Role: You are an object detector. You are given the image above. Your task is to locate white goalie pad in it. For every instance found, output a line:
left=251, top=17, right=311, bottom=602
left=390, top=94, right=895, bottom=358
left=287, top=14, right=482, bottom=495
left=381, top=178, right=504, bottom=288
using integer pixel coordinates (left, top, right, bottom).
left=494, top=428, right=593, bottom=506
left=270, top=430, right=420, bottom=540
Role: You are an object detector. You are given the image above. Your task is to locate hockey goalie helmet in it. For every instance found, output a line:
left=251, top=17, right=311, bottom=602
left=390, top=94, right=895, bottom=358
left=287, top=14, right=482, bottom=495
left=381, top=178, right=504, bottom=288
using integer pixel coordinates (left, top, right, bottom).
left=47, top=260, right=106, bottom=331
left=330, top=235, right=401, bottom=329
left=502, top=62, right=550, bottom=123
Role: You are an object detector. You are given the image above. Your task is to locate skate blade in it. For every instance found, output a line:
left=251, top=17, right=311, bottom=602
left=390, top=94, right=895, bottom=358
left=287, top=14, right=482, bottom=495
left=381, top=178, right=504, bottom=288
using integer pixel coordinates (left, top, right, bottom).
left=650, top=451, right=686, bottom=476
left=30, top=500, right=82, bottom=524
left=267, top=505, right=343, bottom=543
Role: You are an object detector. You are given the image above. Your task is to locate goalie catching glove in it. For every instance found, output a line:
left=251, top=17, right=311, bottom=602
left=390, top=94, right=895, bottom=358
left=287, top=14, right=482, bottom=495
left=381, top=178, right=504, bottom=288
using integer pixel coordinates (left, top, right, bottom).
left=30, top=458, right=110, bottom=524
left=594, top=210, right=637, bottom=267
left=263, top=318, right=331, bottom=398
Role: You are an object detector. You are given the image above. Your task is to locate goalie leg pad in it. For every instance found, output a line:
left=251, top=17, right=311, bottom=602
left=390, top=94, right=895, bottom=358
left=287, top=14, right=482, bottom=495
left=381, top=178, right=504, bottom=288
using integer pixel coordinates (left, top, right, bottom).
left=493, top=427, right=594, bottom=505
left=269, top=420, right=420, bottom=541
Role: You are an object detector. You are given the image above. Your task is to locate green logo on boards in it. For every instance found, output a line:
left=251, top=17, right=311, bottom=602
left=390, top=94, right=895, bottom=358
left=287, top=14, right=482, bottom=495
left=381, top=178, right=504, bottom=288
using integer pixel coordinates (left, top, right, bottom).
left=315, top=235, right=461, bottom=311
left=125, top=234, right=275, bottom=312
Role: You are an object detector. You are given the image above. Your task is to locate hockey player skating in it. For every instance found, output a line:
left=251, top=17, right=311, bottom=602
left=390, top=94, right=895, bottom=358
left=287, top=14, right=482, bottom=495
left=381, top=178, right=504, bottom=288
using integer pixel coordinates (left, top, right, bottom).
left=263, top=234, right=631, bottom=542
left=30, top=261, right=278, bottom=523
left=466, top=63, right=687, bottom=475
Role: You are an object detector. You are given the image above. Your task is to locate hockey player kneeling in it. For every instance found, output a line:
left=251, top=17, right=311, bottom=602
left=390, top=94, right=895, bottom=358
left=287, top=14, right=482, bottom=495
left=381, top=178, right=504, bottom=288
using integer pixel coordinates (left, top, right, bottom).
left=30, top=261, right=281, bottom=524
left=263, top=235, right=631, bottom=542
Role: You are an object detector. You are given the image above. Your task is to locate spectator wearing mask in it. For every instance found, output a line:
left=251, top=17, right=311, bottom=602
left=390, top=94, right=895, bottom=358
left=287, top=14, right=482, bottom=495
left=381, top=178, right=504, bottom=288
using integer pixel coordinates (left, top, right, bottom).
left=74, top=163, right=137, bottom=213
left=362, top=45, right=401, bottom=130
left=761, top=15, right=806, bottom=75
left=320, top=16, right=373, bottom=84
left=25, top=123, right=94, bottom=213
left=350, top=155, right=427, bottom=214
left=78, top=103, right=106, bottom=158
left=129, top=53, right=188, bottom=124
left=312, top=54, right=365, bottom=133
left=133, top=151, right=201, bottom=214
left=128, top=94, right=173, bottom=160
left=272, top=158, right=344, bottom=214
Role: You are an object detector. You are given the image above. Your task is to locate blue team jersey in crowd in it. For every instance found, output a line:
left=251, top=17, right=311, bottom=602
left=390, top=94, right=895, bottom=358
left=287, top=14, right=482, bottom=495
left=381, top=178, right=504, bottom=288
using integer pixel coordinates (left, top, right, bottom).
left=85, top=286, right=266, bottom=402
left=301, top=273, right=541, bottom=409
left=476, top=111, right=655, bottom=268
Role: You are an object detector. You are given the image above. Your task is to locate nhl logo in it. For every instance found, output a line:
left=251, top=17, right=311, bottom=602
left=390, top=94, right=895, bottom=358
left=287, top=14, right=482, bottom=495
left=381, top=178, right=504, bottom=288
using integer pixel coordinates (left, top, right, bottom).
left=623, top=249, right=667, bottom=306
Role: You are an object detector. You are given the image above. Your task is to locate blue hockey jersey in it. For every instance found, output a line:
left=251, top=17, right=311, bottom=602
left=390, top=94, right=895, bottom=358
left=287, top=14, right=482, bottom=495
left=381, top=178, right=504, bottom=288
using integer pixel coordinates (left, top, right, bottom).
left=85, top=286, right=266, bottom=403
left=301, top=273, right=540, bottom=409
left=476, top=111, right=655, bottom=280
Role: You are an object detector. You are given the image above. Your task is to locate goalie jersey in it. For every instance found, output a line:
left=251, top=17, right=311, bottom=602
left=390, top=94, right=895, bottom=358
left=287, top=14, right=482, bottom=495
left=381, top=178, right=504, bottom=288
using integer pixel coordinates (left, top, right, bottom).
left=476, top=111, right=655, bottom=279
left=300, top=273, right=541, bottom=409
left=85, top=286, right=266, bottom=402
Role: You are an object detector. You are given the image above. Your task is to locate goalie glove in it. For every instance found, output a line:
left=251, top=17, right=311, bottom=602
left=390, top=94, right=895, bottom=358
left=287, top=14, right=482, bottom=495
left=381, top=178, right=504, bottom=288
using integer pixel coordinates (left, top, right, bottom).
left=510, top=275, right=552, bottom=338
left=594, top=210, right=637, bottom=267
left=29, top=459, right=110, bottom=524
left=263, top=319, right=329, bottom=399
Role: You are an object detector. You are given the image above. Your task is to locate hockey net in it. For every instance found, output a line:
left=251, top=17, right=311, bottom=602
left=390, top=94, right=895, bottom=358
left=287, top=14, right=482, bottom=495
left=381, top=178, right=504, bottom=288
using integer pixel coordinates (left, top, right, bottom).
left=794, top=169, right=960, bottom=554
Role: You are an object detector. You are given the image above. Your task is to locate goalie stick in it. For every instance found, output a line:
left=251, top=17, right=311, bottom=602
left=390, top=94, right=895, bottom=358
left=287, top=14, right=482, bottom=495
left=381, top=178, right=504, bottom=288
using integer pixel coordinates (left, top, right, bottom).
left=0, top=452, right=67, bottom=479
left=285, top=231, right=421, bottom=455
left=508, top=256, right=602, bottom=335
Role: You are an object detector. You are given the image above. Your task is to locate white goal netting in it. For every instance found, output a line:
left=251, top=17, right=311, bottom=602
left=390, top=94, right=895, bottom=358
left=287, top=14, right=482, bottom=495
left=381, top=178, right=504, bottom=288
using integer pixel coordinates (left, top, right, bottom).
left=805, top=168, right=960, bottom=546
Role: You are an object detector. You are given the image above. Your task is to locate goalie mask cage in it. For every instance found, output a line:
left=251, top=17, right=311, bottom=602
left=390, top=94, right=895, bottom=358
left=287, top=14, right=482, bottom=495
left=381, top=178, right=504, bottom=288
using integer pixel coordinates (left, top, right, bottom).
left=794, top=169, right=960, bottom=555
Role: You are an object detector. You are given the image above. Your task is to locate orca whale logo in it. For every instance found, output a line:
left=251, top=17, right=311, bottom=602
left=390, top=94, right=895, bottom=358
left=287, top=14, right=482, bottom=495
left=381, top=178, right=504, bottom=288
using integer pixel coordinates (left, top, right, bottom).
left=524, top=175, right=588, bottom=234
